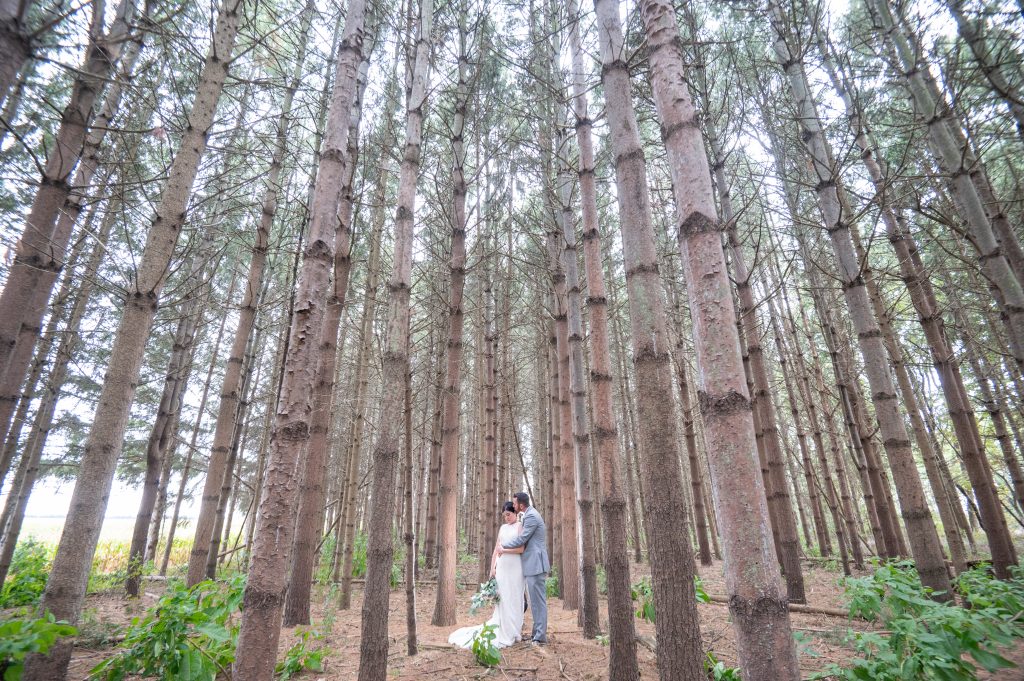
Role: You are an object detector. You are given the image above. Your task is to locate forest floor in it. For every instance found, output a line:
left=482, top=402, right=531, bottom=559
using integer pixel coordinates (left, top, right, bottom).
left=56, top=556, right=924, bottom=680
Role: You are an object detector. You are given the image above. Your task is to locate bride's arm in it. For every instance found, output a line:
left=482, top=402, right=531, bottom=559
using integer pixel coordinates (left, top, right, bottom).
left=490, top=539, right=500, bottom=578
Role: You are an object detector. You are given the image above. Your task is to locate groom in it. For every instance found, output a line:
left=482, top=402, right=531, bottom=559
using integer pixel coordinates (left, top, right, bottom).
left=498, top=491, right=549, bottom=644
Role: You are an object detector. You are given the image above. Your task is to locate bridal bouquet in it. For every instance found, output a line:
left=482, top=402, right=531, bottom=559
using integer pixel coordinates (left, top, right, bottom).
left=469, top=577, right=500, bottom=614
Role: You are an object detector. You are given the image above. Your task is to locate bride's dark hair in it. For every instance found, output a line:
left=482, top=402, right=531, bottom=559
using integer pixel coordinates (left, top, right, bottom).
left=501, top=501, right=515, bottom=514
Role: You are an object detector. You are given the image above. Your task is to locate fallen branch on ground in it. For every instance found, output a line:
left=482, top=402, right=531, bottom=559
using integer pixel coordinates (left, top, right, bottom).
left=705, top=594, right=852, bottom=619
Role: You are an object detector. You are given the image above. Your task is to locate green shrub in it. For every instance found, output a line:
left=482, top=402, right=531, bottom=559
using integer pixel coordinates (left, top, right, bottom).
left=545, top=568, right=559, bottom=598
left=693, top=574, right=711, bottom=604
left=471, top=623, right=500, bottom=667
left=315, top=536, right=335, bottom=585
left=704, top=651, right=741, bottom=680
left=351, top=532, right=367, bottom=579
left=813, top=560, right=1024, bottom=680
left=0, top=613, right=77, bottom=680
left=275, top=628, right=329, bottom=680
left=0, top=538, right=51, bottom=608
left=630, top=578, right=655, bottom=623
left=631, top=575, right=708, bottom=623
left=90, top=575, right=245, bottom=681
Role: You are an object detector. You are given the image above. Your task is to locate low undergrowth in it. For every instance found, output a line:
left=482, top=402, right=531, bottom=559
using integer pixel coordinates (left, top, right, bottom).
left=0, top=537, right=51, bottom=608
left=0, top=613, right=77, bottom=679
left=88, top=574, right=330, bottom=680
left=815, top=561, right=1024, bottom=680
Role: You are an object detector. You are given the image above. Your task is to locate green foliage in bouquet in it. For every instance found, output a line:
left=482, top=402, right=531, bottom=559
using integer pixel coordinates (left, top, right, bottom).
left=470, top=577, right=500, bottom=615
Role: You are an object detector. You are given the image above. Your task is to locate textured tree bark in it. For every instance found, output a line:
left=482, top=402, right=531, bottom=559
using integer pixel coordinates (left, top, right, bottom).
left=0, top=200, right=94, bottom=490
left=431, top=11, right=469, bottom=627
left=0, top=208, right=111, bottom=585
left=816, top=29, right=982, bottom=575
left=634, top=1, right=800, bottom=677
left=594, top=0, right=715, bottom=677
left=22, top=0, right=243, bottom=676
left=337, top=174, right=385, bottom=609
left=423, top=353, right=443, bottom=570
left=566, top=1, right=638, bottom=668
left=126, top=303, right=202, bottom=597
left=403, top=371, right=418, bottom=655
left=547, top=324, right=563, bottom=581
left=160, top=275, right=235, bottom=576
left=769, top=1, right=950, bottom=596
left=944, top=0, right=1024, bottom=142
left=232, top=0, right=366, bottom=677
left=658, top=246, right=713, bottom=568
left=283, top=45, right=368, bottom=627
left=867, top=0, right=1024, bottom=369
left=708, top=123, right=806, bottom=600
left=356, top=0, right=430, bottom=675
left=243, top=321, right=287, bottom=569
left=0, top=0, right=30, bottom=111
left=547, top=206, right=581, bottom=612
left=611, top=302, right=647, bottom=564
left=478, top=225, right=498, bottom=585
left=186, top=4, right=315, bottom=586
left=0, top=0, right=139, bottom=444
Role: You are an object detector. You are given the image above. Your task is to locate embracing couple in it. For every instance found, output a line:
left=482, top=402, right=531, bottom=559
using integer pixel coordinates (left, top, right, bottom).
left=448, top=492, right=550, bottom=648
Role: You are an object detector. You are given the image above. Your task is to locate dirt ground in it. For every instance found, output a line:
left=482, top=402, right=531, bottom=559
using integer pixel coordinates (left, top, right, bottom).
left=61, top=558, right=897, bottom=680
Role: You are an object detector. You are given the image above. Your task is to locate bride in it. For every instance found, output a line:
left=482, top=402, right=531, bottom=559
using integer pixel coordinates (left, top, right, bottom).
left=448, top=502, right=526, bottom=649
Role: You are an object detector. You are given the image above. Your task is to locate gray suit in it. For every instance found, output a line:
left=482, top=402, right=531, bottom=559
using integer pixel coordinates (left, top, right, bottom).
left=502, top=506, right=550, bottom=642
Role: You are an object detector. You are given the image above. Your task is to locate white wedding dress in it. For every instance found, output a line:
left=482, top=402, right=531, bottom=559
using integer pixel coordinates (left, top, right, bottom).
left=448, top=522, right=525, bottom=649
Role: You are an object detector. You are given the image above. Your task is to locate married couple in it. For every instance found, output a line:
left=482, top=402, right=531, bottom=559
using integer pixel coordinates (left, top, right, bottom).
left=448, top=492, right=550, bottom=649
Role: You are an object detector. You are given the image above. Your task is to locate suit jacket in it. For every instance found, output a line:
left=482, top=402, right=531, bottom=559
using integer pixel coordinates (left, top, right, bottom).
left=502, top=506, right=551, bottom=577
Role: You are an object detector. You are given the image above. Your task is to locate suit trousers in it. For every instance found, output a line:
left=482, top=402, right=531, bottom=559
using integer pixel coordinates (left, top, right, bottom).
left=525, top=572, right=548, bottom=642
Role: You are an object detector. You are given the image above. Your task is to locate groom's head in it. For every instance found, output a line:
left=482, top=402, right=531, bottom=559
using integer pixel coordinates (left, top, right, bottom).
left=513, top=492, right=530, bottom=513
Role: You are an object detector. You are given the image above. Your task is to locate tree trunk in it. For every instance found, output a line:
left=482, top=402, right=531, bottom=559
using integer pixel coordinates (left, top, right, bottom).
left=866, top=0, right=1024, bottom=370
left=0, top=205, right=114, bottom=585
left=566, top=0, right=639, bottom=669
left=816, top=28, right=983, bottom=575
left=22, top=1, right=243, bottom=676
left=593, top=1, right=712, bottom=677
left=356, top=0, right=430, bottom=675
left=0, top=201, right=94, bottom=490
left=126, top=300, right=202, bottom=597
left=403, top=370, right=417, bottom=655
left=432, top=227, right=467, bottom=595
left=634, top=1, right=801, bottom=676
left=231, top=0, right=366, bottom=677
left=768, top=0, right=950, bottom=596
left=0, top=0, right=30, bottom=111
left=944, top=0, right=1023, bottom=141
left=0, top=0, right=139, bottom=443
left=552, top=108, right=596, bottom=620
left=159, top=273, right=236, bottom=576
left=708, top=118, right=806, bottom=600
left=185, top=4, right=316, bottom=585
left=283, top=41, right=368, bottom=627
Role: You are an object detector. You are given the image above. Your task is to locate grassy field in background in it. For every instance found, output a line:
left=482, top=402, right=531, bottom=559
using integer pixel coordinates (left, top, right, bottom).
left=19, top=517, right=142, bottom=544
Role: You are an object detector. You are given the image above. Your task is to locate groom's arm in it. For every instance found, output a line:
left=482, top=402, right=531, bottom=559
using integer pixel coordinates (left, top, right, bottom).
left=502, top=513, right=537, bottom=549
